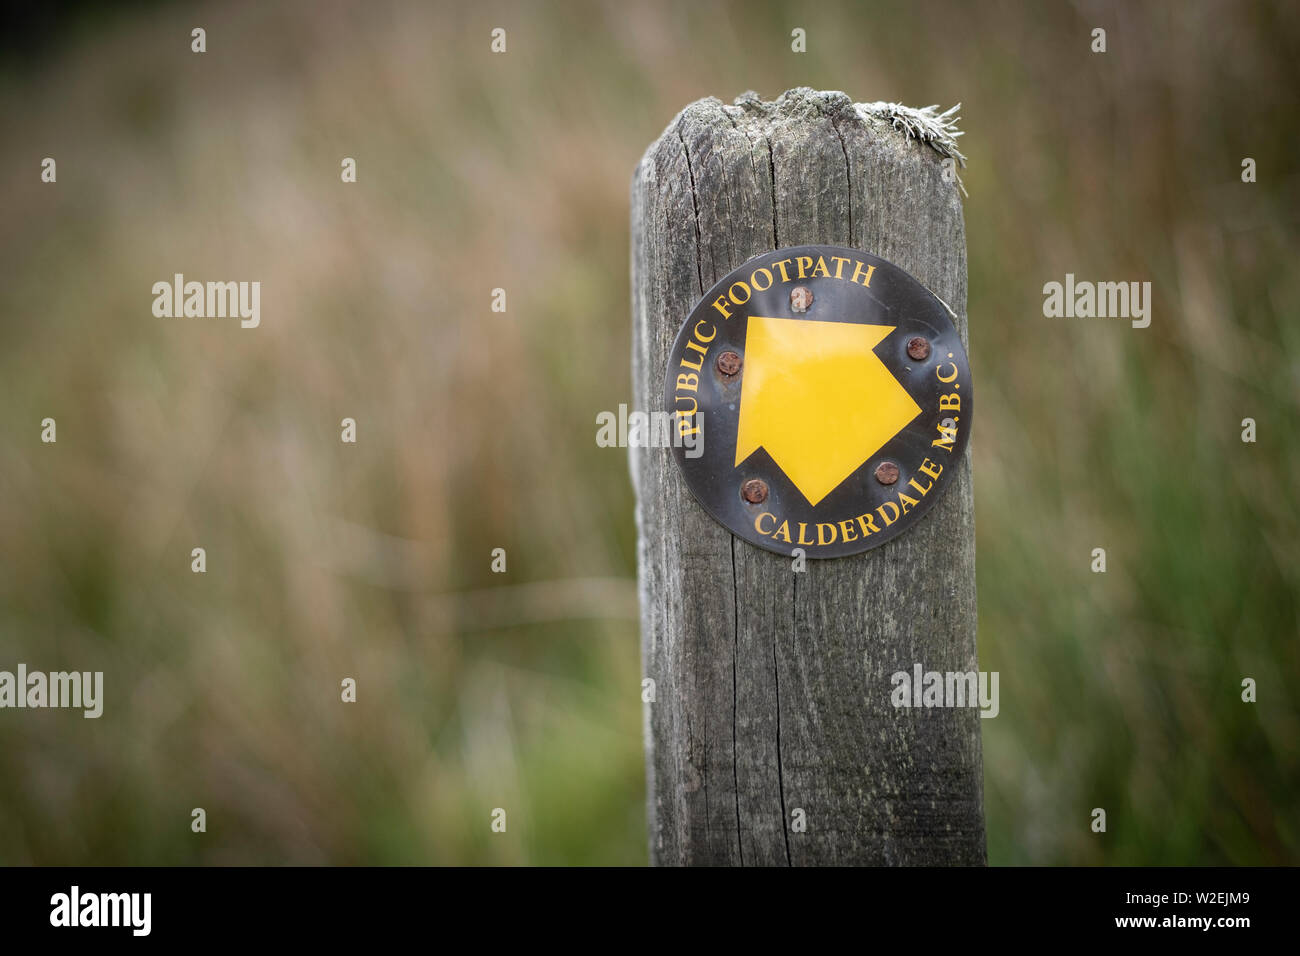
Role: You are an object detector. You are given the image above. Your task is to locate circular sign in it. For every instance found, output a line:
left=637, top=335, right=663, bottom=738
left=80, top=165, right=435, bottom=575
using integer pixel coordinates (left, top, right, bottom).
left=664, top=245, right=972, bottom=559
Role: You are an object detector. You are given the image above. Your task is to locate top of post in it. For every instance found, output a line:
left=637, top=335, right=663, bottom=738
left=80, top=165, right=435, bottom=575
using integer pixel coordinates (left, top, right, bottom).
left=640, top=87, right=966, bottom=194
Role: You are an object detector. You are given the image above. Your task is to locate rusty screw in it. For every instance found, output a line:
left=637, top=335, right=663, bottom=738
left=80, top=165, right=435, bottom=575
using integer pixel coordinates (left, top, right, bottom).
left=716, top=350, right=742, bottom=376
left=906, top=336, right=931, bottom=361
left=741, top=478, right=769, bottom=504
left=790, top=286, right=814, bottom=313
left=873, top=461, right=900, bottom=485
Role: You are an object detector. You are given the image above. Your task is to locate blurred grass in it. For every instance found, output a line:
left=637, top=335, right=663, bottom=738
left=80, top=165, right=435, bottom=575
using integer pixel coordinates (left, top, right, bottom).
left=0, top=0, right=1297, bottom=864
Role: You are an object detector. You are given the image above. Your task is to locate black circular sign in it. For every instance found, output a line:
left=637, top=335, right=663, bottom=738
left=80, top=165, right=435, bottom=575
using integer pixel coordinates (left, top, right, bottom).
left=664, top=245, right=972, bottom=558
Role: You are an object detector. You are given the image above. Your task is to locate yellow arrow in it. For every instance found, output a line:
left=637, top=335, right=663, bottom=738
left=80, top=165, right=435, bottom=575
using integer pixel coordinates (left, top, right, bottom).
left=735, top=316, right=921, bottom=506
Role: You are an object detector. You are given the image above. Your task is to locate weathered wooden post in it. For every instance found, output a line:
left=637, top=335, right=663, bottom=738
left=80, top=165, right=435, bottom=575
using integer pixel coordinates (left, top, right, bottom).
left=630, top=88, right=984, bottom=865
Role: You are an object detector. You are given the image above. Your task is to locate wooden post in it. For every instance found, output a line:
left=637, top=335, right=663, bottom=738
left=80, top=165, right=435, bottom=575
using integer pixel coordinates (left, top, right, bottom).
left=630, top=89, right=984, bottom=865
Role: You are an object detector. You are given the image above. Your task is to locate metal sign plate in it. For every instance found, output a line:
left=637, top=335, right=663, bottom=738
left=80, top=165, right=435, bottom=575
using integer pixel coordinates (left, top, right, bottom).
left=664, top=245, right=972, bottom=558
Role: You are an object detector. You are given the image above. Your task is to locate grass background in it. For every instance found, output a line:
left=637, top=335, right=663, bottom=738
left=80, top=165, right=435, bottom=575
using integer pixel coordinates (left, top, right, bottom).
left=1, top=0, right=1297, bottom=864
